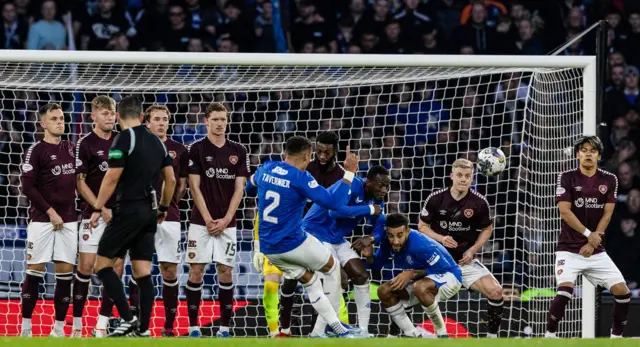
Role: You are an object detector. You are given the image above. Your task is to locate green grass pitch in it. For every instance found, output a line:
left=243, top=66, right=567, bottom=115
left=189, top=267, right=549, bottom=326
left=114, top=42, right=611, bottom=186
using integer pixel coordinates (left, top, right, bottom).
left=0, top=338, right=638, bottom=347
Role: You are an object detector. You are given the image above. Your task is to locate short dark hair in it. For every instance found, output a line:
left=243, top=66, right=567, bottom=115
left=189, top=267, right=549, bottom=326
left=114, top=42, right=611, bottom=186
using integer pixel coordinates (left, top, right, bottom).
left=117, top=96, right=142, bottom=119
left=573, top=135, right=604, bottom=154
left=367, top=165, right=389, bottom=180
left=316, top=131, right=339, bottom=149
left=39, top=103, right=62, bottom=119
left=204, top=102, right=228, bottom=119
left=386, top=213, right=409, bottom=229
left=285, top=136, right=313, bottom=156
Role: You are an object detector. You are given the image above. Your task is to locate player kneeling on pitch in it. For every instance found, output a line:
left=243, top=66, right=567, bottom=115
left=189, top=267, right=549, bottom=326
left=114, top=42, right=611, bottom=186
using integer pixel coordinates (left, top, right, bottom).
left=359, top=213, right=461, bottom=338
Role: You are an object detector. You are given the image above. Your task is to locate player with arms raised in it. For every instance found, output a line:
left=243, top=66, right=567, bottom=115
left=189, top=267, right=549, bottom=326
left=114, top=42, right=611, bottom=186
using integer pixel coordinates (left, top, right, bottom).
left=252, top=131, right=349, bottom=337
left=20, top=103, right=77, bottom=337
left=72, top=95, right=123, bottom=337
left=361, top=213, right=462, bottom=338
left=246, top=136, right=359, bottom=337
left=145, top=105, right=189, bottom=336
left=546, top=136, right=630, bottom=338
left=185, top=102, right=249, bottom=338
left=418, top=158, right=504, bottom=338
left=304, top=165, right=390, bottom=337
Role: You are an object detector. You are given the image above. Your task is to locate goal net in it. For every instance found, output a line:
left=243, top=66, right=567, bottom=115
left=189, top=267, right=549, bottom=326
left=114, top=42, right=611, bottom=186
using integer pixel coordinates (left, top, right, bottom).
left=0, top=52, right=596, bottom=337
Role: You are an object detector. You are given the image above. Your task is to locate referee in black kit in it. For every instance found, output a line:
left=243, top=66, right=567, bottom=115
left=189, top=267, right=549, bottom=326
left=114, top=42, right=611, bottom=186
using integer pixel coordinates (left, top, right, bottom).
left=90, top=96, right=176, bottom=337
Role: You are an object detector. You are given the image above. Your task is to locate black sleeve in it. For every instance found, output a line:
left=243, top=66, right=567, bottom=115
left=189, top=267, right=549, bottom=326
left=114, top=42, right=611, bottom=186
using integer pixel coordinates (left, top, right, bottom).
left=108, top=130, right=131, bottom=168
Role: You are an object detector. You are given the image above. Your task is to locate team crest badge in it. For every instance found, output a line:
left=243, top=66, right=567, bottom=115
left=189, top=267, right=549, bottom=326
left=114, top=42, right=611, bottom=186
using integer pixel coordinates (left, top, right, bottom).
left=229, top=155, right=238, bottom=164
left=169, top=151, right=176, bottom=159
left=464, top=209, right=474, bottom=218
left=598, top=185, right=608, bottom=194
left=83, top=234, right=90, bottom=241
left=188, top=252, right=196, bottom=259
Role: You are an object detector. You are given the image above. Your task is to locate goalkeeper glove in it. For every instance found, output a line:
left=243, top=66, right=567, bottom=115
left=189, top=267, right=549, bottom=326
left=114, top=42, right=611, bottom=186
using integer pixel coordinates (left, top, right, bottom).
left=253, top=240, right=264, bottom=273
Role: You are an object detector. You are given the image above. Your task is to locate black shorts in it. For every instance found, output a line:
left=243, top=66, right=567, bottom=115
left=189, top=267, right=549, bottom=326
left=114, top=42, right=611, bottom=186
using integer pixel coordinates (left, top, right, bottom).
left=97, top=202, right=157, bottom=261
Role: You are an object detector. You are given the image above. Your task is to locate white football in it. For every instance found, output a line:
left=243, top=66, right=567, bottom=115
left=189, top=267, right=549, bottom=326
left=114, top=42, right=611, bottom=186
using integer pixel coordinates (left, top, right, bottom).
left=477, top=147, right=507, bottom=176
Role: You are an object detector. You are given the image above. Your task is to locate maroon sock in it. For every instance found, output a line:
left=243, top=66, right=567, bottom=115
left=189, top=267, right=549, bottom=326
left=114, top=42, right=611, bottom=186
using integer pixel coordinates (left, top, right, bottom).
left=487, top=298, right=503, bottom=334
left=219, top=282, right=234, bottom=327
left=185, top=281, right=202, bottom=327
left=72, top=272, right=91, bottom=318
left=99, top=285, right=114, bottom=318
left=279, top=279, right=297, bottom=330
left=129, top=278, right=140, bottom=318
left=612, top=293, right=631, bottom=336
left=162, top=278, right=179, bottom=330
left=54, top=272, right=73, bottom=322
left=21, top=271, right=44, bottom=319
left=546, top=286, right=573, bottom=333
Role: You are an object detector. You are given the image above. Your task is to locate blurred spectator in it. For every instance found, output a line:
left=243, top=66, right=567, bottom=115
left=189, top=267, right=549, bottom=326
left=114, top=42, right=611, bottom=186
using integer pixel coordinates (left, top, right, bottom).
left=607, top=65, right=640, bottom=117
left=617, top=161, right=640, bottom=200
left=608, top=188, right=640, bottom=287
left=606, top=64, right=626, bottom=92
left=291, top=0, right=335, bottom=53
left=161, top=3, right=196, bottom=52
left=415, top=22, right=443, bottom=54
left=376, top=21, right=407, bottom=54
left=80, top=0, right=129, bottom=50
left=460, top=0, right=507, bottom=27
left=216, top=1, right=253, bottom=52
left=1, top=1, right=28, bottom=49
left=254, top=0, right=277, bottom=52
left=353, top=0, right=390, bottom=39
left=620, top=10, right=640, bottom=67
left=27, top=0, right=66, bottom=50
left=452, top=0, right=504, bottom=54
left=516, top=18, right=543, bottom=55
left=394, top=0, right=432, bottom=44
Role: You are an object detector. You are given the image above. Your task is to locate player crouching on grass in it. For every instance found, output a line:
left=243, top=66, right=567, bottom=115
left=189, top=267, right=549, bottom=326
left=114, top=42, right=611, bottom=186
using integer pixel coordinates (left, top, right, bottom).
left=359, top=213, right=462, bottom=338
left=546, top=135, right=630, bottom=338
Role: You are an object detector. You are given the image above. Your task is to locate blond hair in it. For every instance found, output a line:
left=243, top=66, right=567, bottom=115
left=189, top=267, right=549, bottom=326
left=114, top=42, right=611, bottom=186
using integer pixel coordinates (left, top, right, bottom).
left=452, top=158, right=474, bottom=170
left=91, top=95, right=116, bottom=113
left=144, top=104, right=171, bottom=122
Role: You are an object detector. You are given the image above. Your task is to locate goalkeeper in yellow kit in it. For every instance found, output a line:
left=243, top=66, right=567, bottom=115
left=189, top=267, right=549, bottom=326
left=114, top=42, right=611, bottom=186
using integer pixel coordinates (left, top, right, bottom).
left=253, top=214, right=349, bottom=337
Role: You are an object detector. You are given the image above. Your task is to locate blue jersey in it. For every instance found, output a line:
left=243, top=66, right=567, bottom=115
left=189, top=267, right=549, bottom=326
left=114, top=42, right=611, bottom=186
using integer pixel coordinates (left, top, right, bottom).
left=302, top=177, right=384, bottom=244
left=247, top=161, right=351, bottom=254
left=372, top=230, right=462, bottom=282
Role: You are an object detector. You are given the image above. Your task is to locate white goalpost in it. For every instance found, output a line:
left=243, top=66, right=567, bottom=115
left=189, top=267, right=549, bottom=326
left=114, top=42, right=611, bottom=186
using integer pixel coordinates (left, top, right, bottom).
left=0, top=50, right=596, bottom=338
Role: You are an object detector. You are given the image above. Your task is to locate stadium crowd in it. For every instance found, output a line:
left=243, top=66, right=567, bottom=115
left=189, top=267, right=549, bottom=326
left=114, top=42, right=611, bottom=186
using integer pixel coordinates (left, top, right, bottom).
left=0, top=0, right=639, bottom=297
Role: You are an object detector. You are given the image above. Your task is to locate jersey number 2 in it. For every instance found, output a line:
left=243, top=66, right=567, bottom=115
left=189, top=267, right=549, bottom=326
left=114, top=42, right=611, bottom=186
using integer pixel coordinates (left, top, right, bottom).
left=263, top=190, right=280, bottom=224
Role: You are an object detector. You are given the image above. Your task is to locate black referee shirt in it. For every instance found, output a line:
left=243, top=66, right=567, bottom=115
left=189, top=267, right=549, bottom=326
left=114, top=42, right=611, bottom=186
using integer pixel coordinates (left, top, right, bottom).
left=107, top=125, right=172, bottom=205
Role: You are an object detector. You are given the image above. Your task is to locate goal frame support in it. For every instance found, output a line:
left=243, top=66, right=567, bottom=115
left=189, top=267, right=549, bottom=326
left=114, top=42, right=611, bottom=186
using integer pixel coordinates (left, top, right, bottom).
left=0, top=50, right=597, bottom=337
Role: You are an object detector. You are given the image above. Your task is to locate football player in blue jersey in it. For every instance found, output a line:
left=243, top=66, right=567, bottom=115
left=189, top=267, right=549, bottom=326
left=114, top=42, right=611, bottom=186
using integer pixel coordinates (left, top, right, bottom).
left=246, top=136, right=359, bottom=338
left=360, top=213, right=462, bottom=338
left=303, top=165, right=390, bottom=337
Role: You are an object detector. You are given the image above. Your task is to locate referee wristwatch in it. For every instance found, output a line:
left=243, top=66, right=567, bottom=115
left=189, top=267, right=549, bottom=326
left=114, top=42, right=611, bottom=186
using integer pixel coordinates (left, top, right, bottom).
left=158, top=205, right=169, bottom=213
left=93, top=205, right=102, bottom=213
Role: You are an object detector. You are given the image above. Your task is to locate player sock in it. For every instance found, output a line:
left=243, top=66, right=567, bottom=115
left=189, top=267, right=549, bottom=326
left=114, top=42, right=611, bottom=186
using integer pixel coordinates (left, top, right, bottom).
left=72, top=272, right=92, bottom=323
left=96, top=315, right=110, bottom=330
left=302, top=273, right=346, bottom=334
left=99, top=287, right=114, bottom=320
left=353, top=283, right=371, bottom=332
left=22, top=318, right=32, bottom=331
left=135, top=275, right=153, bottom=332
left=487, top=298, right=504, bottom=335
left=21, top=270, right=44, bottom=319
left=54, top=272, right=73, bottom=322
left=279, top=280, right=296, bottom=331
left=546, top=286, right=573, bottom=333
left=424, top=302, right=446, bottom=336
left=185, top=280, right=203, bottom=327
left=386, top=303, right=419, bottom=337
left=263, top=281, right=280, bottom=334
left=321, top=260, right=342, bottom=314
left=611, top=293, right=631, bottom=336
left=129, top=278, right=139, bottom=318
left=219, top=282, right=234, bottom=329
left=162, top=278, right=179, bottom=330
left=96, top=267, right=133, bottom=322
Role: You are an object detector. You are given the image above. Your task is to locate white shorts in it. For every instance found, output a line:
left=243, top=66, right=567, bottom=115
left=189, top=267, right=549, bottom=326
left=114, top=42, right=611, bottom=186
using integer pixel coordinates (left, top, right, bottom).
left=79, top=218, right=107, bottom=254
left=155, top=221, right=182, bottom=264
left=555, top=251, right=625, bottom=290
left=26, top=222, right=78, bottom=265
left=321, top=240, right=359, bottom=267
left=265, top=234, right=331, bottom=280
left=403, top=272, right=462, bottom=307
left=460, top=259, right=496, bottom=289
left=186, top=224, right=237, bottom=266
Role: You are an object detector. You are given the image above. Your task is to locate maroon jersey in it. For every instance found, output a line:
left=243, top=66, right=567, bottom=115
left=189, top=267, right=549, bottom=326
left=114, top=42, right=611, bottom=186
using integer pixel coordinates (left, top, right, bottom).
left=306, top=159, right=345, bottom=188
left=188, top=138, right=250, bottom=226
left=556, top=168, right=618, bottom=254
left=155, top=138, right=188, bottom=222
left=21, top=140, right=77, bottom=223
left=75, top=131, right=117, bottom=218
left=420, top=187, right=493, bottom=261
